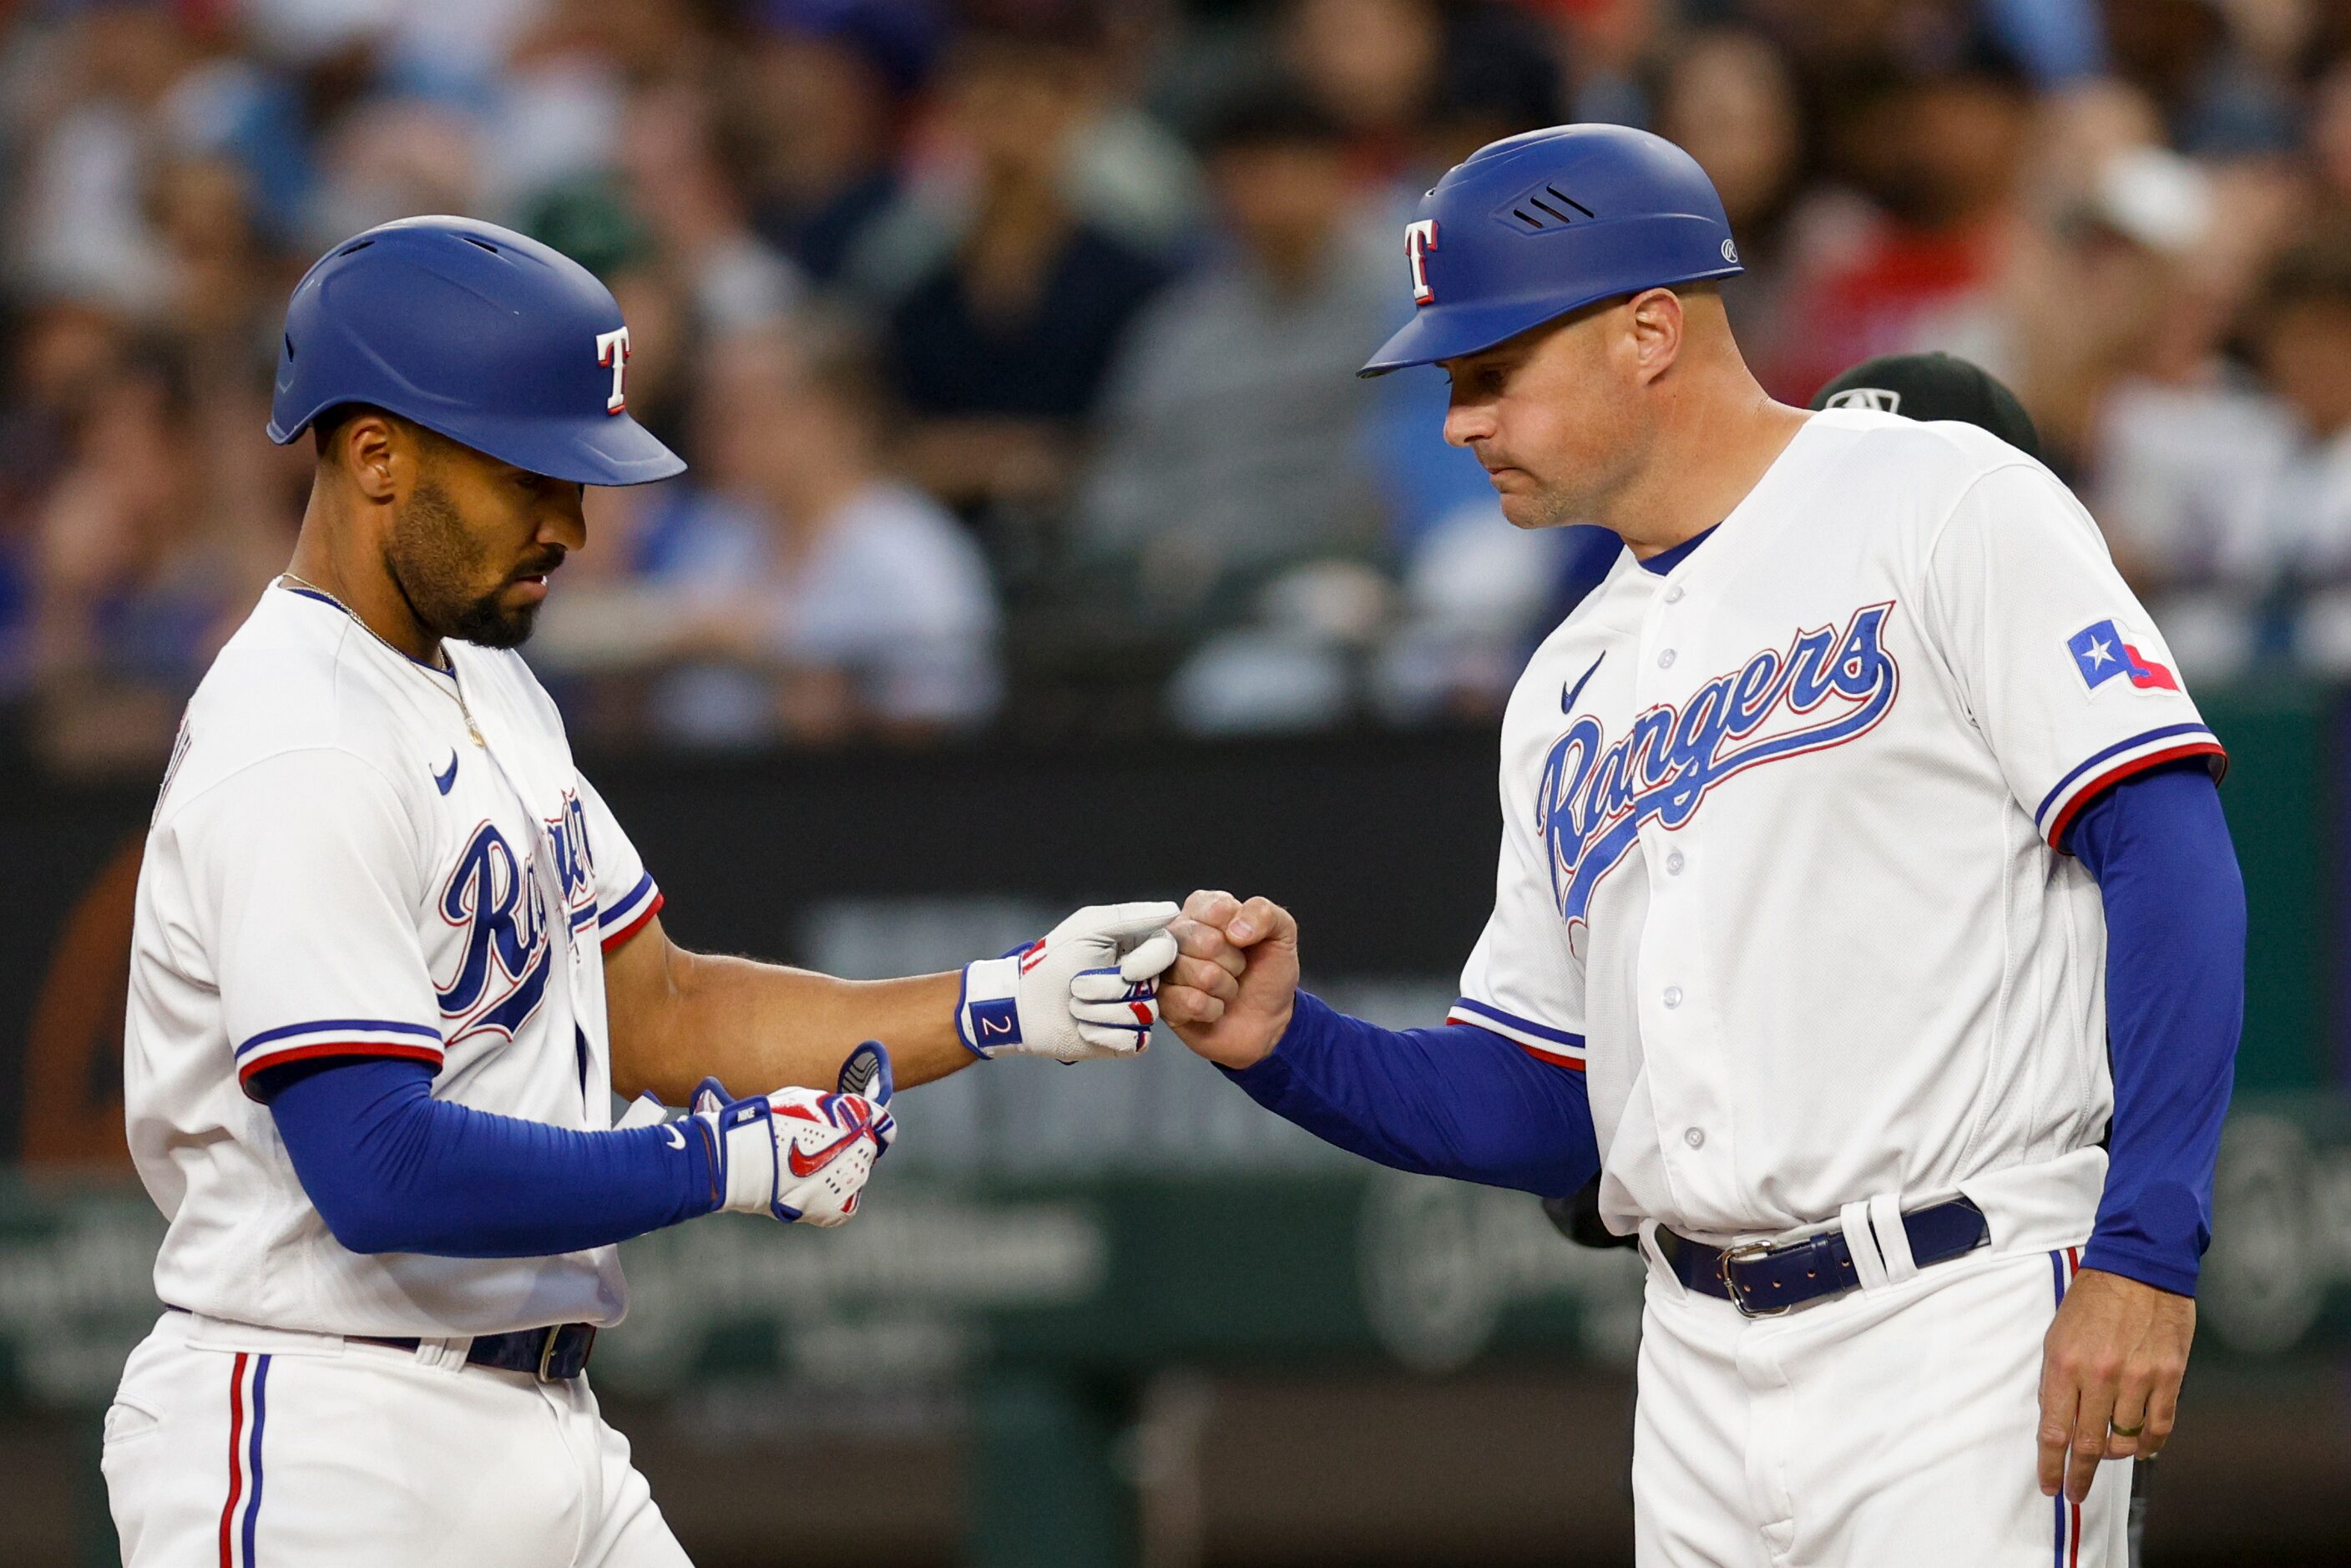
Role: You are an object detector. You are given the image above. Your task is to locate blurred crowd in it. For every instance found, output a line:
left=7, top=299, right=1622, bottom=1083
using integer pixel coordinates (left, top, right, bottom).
left=6, top=0, right=2351, bottom=774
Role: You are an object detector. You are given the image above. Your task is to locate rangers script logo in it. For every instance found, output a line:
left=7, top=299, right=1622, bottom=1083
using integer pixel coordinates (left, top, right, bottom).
left=1539, top=604, right=1901, bottom=928
left=437, top=821, right=554, bottom=1045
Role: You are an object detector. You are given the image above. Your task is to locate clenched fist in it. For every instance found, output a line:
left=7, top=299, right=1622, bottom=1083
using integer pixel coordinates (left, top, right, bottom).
left=1158, top=889, right=1302, bottom=1069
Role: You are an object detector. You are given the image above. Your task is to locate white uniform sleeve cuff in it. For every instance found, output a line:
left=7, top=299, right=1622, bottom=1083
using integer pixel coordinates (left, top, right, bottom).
left=2035, top=724, right=2227, bottom=848
left=1446, top=997, right=1588, bottom=1069
left=232, top=1018, right=446, bottom=1095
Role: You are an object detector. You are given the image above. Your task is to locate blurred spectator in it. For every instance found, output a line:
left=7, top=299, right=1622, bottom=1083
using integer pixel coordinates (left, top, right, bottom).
left=1285, top=0, right=1443, bottom=169
left=1373, top=518, right=1618, bottom=723
left=308, top=96, right=482, bottom=245
left=2234, top=224, right=2351, bottom=675
left=614, top=82, right=804, bottom=336
left=1079, top=89, right=1390, bottom=629
left=1546, top=0, right=1666, bottom=128
left=1763, top=45, right=2034, bottom=401
left=731, top=0, right=939, bottom=285
left=883, top=13, right=1168, bottom=517
left=0, top=302, right=127, bottom=701
left=1656, top=27, right=1806, bottom=370
left=19, top=0, right=2351, bottom=757
left=2101, top=0, right=2300, bottom=155
left=1280, top=0, right=1560, bottom=178
left=533, top=316, right=1000, bottom=745
left=2013, top=140, right=2217, bottom=468
left=28, top=349, right=277, bottom=774
left=15, top=3, right=195, bottom=311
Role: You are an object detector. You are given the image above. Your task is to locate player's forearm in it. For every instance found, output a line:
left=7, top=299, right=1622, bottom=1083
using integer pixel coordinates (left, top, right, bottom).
left=267, top=1058, right=719, bottom=1257
left=614, top=939, right=969, bottom=1104
left=2067, top=764, right=2245, bottom=1296
left=1221, top=991, right=1600, bottom=1196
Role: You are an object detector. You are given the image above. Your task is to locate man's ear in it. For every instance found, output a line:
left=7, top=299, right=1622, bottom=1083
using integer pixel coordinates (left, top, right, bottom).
left=1625, top=287, right=1686, bottom=384
left=332, top=413, right=402, bottom=503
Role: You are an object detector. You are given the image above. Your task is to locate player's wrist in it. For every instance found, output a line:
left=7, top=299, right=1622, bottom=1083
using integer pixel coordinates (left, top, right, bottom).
left=2075, top=1244, right=2200, bottom=1300
left=955, top=953, right=1023, bottom=1058
left=696, top=1097, right=781, bottom=1215
left=1261, top=988, right=1319, bottom=1058
left=680, top=1112, right=726, bottom=1216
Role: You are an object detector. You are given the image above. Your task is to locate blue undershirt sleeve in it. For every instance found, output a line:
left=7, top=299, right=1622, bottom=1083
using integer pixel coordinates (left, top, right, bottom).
left=2062, top=761, right=2245, bottom=1297
left=1219, top=991, right=1600, bottom=1198
left=259, top=1056, right=720, bottom=1258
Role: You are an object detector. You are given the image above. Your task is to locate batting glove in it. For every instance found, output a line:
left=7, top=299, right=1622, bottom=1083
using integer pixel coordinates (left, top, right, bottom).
left=690, top=1042, right=897, bottom=1227
left=956, top=901, right=1181, bottom=1062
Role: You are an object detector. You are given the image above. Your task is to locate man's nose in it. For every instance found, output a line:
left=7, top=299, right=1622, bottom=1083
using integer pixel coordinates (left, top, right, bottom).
left=1443, top=398, right=1494, bottom=450
left=542, top=488, right=587, bottom=552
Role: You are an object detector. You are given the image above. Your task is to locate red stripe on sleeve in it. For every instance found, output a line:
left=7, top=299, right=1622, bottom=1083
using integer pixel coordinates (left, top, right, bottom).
left=235, top=1041, right=444, bottom=1100
left=600, top=891, right=665, bottom=953
left=1519, top=1043, right=1589, bottom=1072
left=2045, top=742, right=2227, bottom=852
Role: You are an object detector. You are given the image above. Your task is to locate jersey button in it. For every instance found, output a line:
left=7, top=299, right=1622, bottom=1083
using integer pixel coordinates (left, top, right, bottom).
left=1657, top=649, right=1677, bottom=669
left=1662, top=986, right=1684, bottom=1009
left=1666, top=850, right=1686, bottom=875
left=1684, top=1127, right=1706, bottom=1149
left=1664, top=585, right=1686, bottom=604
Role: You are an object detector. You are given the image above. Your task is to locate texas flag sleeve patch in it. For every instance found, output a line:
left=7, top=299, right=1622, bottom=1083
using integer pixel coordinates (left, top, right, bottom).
left=2068, top=620, right=2178, bottom=692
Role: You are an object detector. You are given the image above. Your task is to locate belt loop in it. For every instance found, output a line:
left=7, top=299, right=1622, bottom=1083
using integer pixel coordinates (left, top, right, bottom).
left=413, top=1336, right=473, bottom=1373
left=1637, top=1220, right=1689, bottom=1302
left=1868, top=1193, right=1919, bottom=1284
left=1838, top=1201, right=1891, bottom=1292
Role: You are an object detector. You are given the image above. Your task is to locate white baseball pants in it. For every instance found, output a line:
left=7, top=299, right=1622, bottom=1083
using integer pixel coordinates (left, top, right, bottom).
left=102, top=1311, right=690, bottom=1567
left=1633, top=1240, right=2131, bottom=1567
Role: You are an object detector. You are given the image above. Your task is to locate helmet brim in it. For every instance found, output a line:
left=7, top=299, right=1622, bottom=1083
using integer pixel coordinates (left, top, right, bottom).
left=1358, top=263, right=1744, bottom=377
left=270, top=402, right=687, bottom=488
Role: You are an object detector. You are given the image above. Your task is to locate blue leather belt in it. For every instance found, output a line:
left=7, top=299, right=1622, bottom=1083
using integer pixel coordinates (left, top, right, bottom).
left=352, top=1323, right=599, bottom=1381
left=164, top=1306, right=597, bottom=1381
left=1658, top=1198, right=1989, bottom=1317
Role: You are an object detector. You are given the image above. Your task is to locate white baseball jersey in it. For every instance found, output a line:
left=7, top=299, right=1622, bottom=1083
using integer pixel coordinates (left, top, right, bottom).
left=124, top=584, right=665, bottom=1337
left=1451, top=408, right=2225, bottom=1250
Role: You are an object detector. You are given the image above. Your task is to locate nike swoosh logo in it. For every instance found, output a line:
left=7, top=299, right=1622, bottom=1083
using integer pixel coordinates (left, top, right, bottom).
left=433, top=751, right=459, bottom=795
left=787, top=1127, right=868, bottom=1180
left=1562, top=652, right=1605, bottom=715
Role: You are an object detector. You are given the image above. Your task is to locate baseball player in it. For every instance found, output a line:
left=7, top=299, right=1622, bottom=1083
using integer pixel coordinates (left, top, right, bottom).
left=103, top=216, right=1177, bottom=1567
left=1541, top=348, right=2053, bottom=1258
left=1159, top=128, right=2243, bottom=1566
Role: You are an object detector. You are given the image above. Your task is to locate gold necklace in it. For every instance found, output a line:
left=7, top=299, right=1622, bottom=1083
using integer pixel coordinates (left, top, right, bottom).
left=276, top=573, right=488, bottom=747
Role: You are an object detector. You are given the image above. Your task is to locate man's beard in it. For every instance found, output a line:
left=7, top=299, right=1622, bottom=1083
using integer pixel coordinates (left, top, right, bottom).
left=383, top=477, right=541, bottom=650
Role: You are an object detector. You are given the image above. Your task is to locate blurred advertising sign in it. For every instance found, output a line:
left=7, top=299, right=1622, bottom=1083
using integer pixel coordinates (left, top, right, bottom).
left=2202, top=1100, right=2351, bottom=1356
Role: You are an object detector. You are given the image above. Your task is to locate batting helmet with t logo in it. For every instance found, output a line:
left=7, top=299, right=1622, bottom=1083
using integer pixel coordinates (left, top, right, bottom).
left=266, top=215, right=686, bottom=487
left=1360, top=124, right=1743, bottom=377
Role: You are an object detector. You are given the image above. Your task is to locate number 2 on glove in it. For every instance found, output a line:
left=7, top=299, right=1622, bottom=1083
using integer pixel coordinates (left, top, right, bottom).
left=957, top=902, right=1182, bottom=1063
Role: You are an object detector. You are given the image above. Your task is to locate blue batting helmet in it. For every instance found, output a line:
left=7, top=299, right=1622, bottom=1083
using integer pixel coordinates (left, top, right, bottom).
left=268, top=215, right=686, bottom=487
left=1359, top=124, right=1743, bottom=377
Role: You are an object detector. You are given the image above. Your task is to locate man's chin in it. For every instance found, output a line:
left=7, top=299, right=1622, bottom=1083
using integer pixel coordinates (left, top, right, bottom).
left=444, top=600, right=537, bottom=650
left=1499, top=485, right=1587, bottom=533
left=1499, top=493, right=1557, bottom=531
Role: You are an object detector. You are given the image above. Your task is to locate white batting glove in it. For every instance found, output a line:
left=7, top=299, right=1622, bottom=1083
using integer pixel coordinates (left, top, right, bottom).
left=956, top=901, right=1181, bottom=1062
left=690, top=1043, right=897, bottom=1227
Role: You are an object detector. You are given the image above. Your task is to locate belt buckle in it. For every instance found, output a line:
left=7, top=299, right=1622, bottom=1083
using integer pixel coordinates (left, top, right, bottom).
left=1716, top=1242, right=1792, bottom=1318
left=532, top=1323, right=595, bottom=1382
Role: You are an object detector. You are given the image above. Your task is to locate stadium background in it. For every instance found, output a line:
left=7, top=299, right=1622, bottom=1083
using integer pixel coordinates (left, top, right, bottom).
left=5, top=0, right=2351, bottom=1562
